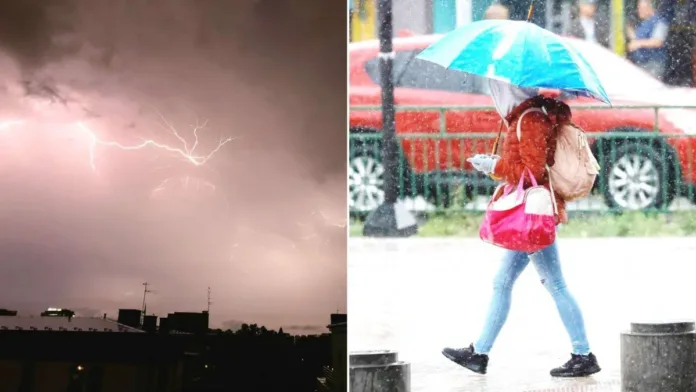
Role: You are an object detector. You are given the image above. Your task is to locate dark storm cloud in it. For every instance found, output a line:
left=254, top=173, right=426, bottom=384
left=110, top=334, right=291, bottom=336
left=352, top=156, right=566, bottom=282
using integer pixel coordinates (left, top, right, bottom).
left=0, top=0, right=346, bottom=330
left=0, top=0, right=66, bottom=71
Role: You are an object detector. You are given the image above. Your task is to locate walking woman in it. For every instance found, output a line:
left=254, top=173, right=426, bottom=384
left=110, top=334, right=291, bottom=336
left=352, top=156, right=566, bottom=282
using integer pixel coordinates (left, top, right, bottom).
left=442, top=79, right=601, bottom=377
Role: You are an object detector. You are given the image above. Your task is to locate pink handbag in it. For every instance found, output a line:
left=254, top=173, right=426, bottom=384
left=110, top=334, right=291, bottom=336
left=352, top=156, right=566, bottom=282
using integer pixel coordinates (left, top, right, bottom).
left=479, top=168, right=558, bottom=253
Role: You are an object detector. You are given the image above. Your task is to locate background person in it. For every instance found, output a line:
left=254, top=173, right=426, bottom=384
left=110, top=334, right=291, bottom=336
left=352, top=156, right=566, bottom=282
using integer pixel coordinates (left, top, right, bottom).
left=484, top=3, right=510, bottom=20
left=568, top=0, right=611, bottom=48
left=626, top=0, right=669, bottom=80
left=660, top=0, right=696, bottom=86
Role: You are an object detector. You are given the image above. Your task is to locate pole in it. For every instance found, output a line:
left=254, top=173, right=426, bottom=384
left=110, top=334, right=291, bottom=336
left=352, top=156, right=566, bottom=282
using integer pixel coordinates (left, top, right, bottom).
left=141, top=282, right=151, bottom=326
left=350, top=351, right=411, bottom=392
left=362, top=0, right=417, bottom=237
left=207, top=286, right=212, bottom=313
left=378, top=0, right=396, bottom=206
left=611, top=0, right=626, bottom=57
left=455, top=0, right=471, bottom=27
left=621, top=321, right=696, bottom=391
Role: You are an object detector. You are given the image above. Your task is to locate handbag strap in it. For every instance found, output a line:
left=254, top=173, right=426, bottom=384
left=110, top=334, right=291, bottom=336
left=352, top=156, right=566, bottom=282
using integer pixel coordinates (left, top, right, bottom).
left=511, top=108, right=559, bottom=216
left=546, top=165, right=559, bottom=216
left=516, top=108, right=546, bottom=141
left=491, top=107, right=547, bottom=155
left=490, top=106, right=559, bottom=217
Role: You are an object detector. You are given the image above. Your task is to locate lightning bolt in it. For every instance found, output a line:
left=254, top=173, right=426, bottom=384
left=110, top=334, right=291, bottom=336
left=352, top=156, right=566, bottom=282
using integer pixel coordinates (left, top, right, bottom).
left=312, top=210, right=347, bottom=228
left=0, top=116, right=234, bottom=197
left=151, top=176, right=216, bottom=197
left=77, top=119, right=234, bottom=172
left=75, top=119, right=234, bottom=199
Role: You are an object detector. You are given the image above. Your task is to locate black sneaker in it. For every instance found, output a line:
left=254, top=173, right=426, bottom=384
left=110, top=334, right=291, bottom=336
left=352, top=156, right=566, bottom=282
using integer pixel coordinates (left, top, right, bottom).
left=550, top=353, right=601, bottom=377
left=442, top=344, right=489, bottom=374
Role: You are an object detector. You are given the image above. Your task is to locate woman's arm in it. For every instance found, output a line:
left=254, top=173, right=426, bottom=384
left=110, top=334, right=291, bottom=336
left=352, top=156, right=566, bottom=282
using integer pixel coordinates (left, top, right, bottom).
left=626, top=25, right=636, bottom=40
left=492, top=111, right=552, bottom=185
left=628, top=21, right=669, bottom=51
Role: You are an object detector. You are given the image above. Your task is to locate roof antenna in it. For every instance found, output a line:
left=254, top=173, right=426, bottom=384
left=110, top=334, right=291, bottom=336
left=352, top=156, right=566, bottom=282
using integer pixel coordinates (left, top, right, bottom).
left=141, top=282, right=152, bottom=326
left=207, top=287, right=212, bottom=313
left=526, top=1, right=535, bottom=22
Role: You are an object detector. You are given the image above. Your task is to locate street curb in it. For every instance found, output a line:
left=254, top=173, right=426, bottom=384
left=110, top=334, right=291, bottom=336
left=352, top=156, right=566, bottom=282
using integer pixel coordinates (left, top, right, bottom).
left=523, top=381, right=621, bottom=392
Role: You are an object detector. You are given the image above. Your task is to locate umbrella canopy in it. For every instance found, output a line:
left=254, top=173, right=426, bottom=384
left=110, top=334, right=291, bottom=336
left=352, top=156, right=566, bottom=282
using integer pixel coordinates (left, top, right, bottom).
left=417, top=19, right=611, bottom=104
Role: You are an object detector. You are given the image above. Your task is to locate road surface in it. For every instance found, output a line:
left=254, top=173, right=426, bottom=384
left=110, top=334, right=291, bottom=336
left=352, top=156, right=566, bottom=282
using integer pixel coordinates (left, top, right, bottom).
left=349, top=237, right=696, bottom=392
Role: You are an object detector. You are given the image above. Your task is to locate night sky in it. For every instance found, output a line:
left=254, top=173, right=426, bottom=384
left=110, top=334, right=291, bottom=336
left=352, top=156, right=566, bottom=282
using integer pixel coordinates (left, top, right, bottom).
left=0, top=0, right=346, bottom=334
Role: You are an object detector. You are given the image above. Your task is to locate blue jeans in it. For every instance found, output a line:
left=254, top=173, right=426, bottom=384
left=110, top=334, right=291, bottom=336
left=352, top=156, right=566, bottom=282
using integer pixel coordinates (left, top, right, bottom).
left=473, top=241, right=591, bottom=355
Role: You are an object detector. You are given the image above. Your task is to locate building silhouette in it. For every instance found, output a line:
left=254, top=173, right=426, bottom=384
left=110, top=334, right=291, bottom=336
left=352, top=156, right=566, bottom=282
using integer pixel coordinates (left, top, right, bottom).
left=0, top=310, right=182, bottom=392
left=0, top=307, right=343, bottom=391
left=0, top=309, right=17, bottom=316
left=143, top=315, right=158, bottom=333
left=40, top=308, right=75, bottom=318
left=163, top=311, right=209, bottom=335
left=116, top=309, right=142, bottom=329
left=317, top=313, right=347, bottom=392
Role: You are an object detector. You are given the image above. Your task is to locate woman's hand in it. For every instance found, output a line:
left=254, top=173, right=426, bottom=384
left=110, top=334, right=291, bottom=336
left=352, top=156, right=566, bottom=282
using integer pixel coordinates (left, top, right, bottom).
left=467, top=154, right=499, bottom=175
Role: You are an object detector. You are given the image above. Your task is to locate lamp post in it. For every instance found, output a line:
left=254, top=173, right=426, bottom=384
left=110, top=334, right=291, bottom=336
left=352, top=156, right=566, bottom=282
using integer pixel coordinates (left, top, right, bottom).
left=362, top=0, right=418, bottom=237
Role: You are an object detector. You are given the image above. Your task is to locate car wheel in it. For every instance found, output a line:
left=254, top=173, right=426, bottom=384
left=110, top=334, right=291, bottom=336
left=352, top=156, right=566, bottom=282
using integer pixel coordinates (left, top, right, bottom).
left=601, top=143, right=674, bottom=210
left=348, top=147, right=385, bottom=213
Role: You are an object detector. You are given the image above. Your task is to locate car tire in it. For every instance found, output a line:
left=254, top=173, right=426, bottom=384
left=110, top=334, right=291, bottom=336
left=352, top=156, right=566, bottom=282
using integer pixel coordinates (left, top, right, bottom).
left=600, top=142, right=675, bottom=211
left=349, top=145, right=386, bottom=214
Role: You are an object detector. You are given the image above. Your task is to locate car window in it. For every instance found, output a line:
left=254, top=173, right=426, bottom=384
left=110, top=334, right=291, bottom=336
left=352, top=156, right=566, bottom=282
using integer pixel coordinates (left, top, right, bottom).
left=399, top=57, right=485, bottom=94
left=363, top=51, right=417, bottom=85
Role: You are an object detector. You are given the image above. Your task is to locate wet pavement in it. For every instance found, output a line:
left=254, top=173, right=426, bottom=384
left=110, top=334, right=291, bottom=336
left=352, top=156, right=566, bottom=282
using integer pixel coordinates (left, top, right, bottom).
left=348, top=237, right=696, bottom=392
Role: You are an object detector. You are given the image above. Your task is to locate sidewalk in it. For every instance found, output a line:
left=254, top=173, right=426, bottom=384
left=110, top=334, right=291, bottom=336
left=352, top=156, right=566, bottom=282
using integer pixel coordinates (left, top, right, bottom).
left=348, top=238, right=696, bottom=392
left=522, top=384, right=620, bottom=392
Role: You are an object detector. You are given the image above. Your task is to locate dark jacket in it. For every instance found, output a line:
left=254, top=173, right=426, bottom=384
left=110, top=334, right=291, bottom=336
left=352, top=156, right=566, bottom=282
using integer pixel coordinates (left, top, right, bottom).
left=568, top=17, right=611, bottom=48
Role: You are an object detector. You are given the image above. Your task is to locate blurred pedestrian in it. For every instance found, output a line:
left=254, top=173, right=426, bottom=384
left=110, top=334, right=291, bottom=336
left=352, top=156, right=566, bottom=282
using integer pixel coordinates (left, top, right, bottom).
left=660, top=0, right=696, bottom=86
left=442, top=79, right=601, bottom=378
left=484, top=3, right=509, bottom=20
left=349, top=0, right=353, bottom=42
left=568, top=0, right=610, bottom=48
left=626, top=0, right=669, bottom=80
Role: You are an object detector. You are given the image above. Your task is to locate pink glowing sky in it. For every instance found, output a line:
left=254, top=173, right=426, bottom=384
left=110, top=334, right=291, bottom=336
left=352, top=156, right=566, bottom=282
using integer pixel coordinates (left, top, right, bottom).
left=0, top=0, right=346, bottom=333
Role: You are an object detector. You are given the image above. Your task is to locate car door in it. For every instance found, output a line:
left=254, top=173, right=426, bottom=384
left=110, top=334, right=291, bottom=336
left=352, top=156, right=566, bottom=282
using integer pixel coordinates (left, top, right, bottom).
left=393, top=54, right=498, bottom=174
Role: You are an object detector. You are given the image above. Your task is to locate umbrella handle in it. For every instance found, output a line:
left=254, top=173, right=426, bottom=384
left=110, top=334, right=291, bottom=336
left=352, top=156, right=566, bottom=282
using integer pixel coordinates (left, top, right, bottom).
left=489, top=120, right=505, bottom=181
left=491, top=119, right=505, bottom=155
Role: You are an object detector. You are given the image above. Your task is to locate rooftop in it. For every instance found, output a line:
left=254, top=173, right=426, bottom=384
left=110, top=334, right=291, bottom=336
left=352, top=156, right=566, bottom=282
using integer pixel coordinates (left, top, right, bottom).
left=0, top=316, right=144, bottom=333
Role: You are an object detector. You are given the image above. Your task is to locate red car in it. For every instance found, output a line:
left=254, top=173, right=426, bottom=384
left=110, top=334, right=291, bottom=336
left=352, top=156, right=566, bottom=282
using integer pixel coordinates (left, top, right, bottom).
left=349, top=34, right=696, bottom=213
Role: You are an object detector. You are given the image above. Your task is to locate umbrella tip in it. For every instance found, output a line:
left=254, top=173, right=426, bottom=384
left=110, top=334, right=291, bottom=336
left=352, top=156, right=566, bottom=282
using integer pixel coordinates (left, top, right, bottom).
left=526, top=1, right=535, bottom=21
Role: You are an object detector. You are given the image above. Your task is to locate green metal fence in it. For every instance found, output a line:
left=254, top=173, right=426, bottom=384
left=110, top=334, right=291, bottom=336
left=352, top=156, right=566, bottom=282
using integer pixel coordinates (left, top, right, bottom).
left=349, top=105, right=696, bottom=215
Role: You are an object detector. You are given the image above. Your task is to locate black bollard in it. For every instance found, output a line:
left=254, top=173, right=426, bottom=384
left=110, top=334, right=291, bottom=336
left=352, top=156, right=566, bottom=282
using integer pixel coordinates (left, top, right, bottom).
left=350, top=350, right=410, bottom=392
left=621, top=321, right=696, bottom=392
